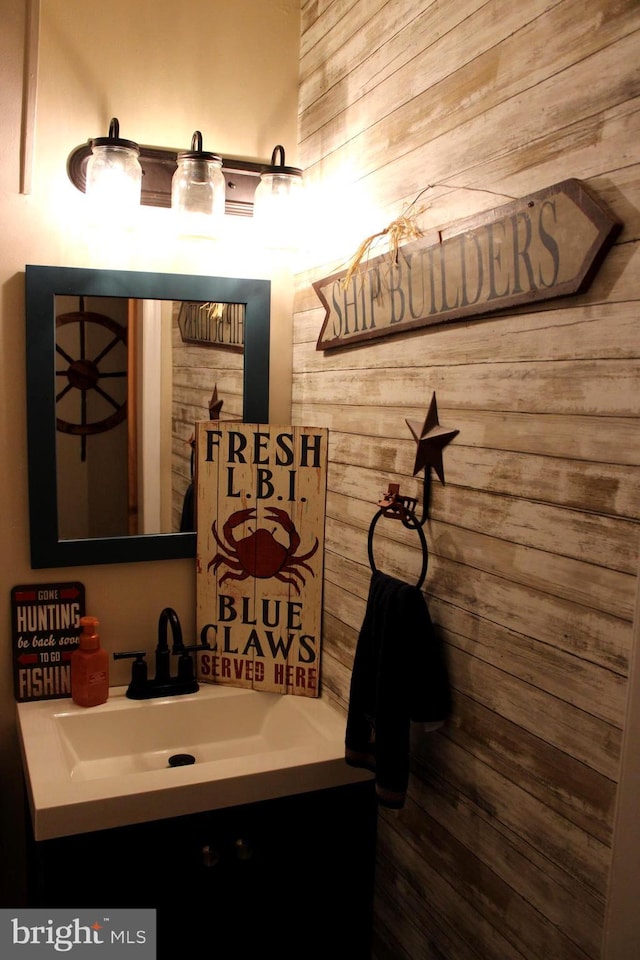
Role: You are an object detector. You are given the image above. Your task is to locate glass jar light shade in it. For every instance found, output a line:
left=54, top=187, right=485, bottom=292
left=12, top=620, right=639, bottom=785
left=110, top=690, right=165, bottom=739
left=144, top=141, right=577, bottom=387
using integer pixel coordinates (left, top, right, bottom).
left=171, top=131, right=225, bottom=238
left=253, top=145, right=304, bottom=249
left=85, top=119, right=142, bottom=221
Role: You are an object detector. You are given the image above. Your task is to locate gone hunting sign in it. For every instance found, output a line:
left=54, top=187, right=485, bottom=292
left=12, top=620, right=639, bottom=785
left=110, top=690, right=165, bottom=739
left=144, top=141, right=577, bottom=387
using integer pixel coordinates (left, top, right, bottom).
left=12, top=581, right=85, bottom=701
left=195, top=423, right=328, bottom=697
left=314, top=178, right=620, bottom=350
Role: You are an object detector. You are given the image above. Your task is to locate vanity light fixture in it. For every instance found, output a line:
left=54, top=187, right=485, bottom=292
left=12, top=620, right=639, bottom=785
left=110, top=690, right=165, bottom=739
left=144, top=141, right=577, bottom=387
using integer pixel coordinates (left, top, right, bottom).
left=67, top=119, right=304, bottom=221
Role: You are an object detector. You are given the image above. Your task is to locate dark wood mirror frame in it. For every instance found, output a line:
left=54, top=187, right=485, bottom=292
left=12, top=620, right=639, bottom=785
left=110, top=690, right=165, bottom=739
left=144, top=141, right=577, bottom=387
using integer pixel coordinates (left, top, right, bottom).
left=25, top=265, right=270, bottom=568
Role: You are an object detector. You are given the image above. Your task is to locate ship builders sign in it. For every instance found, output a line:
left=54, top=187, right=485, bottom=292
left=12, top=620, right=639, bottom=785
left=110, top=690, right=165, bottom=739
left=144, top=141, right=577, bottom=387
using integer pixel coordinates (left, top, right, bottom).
left=314, top=179, right=620, bottom=350
left=195, top=424, right=328, bottom=697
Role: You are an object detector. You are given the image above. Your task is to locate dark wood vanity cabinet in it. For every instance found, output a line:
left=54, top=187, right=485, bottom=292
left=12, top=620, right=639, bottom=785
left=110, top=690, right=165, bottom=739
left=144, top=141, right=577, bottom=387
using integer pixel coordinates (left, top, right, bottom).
left=27, top=780, right=377, bottom=959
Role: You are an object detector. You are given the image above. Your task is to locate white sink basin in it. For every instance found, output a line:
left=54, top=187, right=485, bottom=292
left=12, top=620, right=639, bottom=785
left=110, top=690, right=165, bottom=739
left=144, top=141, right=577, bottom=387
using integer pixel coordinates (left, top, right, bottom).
left=17, top=685, right=371, bottom=840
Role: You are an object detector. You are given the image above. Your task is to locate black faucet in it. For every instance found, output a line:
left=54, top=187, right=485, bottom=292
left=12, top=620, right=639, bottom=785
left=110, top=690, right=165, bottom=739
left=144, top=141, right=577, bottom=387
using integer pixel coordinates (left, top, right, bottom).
left=155, top=606, right=182, bottom=686
left=114, top=607, right=211, bottom=700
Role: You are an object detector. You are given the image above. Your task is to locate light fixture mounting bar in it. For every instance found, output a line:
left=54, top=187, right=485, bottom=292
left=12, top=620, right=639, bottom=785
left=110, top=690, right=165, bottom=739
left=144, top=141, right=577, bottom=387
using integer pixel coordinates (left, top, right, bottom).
left=67, top=143, right=263, bottom=217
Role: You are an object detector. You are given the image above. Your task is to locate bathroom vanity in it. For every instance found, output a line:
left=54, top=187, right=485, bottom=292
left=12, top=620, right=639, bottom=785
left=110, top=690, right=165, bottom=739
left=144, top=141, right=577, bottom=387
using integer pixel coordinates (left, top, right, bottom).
left=18, top=685, right=376, bottom=958
left=26, top=780, right=376, bottom=958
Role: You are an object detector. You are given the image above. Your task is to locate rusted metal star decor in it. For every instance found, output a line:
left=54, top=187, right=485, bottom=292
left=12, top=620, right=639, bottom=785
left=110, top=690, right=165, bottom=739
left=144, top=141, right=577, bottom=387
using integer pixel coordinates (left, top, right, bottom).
left=405, top=392, right=458, bottom=519
left=406, top=393, right=459, bottom=482
left=208, top=385, right=224, bottom=420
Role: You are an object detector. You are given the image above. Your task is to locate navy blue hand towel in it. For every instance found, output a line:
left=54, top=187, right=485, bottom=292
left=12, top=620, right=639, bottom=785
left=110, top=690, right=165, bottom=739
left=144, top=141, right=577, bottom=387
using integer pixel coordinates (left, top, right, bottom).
left=345, top=570, right=451, bottom=808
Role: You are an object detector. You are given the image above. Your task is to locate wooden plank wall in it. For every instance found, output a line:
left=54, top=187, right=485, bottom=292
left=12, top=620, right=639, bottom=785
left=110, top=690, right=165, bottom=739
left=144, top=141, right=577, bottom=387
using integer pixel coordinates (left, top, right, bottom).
left=294, top=2, right=640, bottom=958
left=171, top=304, right=244, bottom=531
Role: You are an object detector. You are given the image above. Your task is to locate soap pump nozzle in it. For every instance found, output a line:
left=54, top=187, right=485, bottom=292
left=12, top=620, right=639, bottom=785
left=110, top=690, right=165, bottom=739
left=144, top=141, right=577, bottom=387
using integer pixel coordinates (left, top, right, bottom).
left=79, top=615, right=100, bottom=650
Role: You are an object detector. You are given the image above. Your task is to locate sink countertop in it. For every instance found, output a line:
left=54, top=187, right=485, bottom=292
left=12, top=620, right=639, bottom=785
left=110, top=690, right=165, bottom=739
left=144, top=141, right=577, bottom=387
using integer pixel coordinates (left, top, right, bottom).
left=17, top=684, right=372, bottom=841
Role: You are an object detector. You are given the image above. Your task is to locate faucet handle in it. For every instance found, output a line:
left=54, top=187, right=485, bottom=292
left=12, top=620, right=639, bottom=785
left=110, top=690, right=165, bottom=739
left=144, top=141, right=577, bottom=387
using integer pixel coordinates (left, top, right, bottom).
left=173, top=643, right=210, bottom=686
left=113, top=651, right=148, bottom=698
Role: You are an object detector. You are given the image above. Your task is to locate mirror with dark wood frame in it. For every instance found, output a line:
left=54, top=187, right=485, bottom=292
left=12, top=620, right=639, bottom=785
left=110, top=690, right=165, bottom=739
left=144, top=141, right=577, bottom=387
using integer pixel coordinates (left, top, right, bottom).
left=25, top=265, right=270, bottom=568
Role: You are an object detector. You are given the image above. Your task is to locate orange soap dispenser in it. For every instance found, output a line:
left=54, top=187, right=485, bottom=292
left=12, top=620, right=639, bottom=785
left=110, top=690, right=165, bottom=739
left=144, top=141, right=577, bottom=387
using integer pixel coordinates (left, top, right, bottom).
left=71, top=615, right=109, bottom=707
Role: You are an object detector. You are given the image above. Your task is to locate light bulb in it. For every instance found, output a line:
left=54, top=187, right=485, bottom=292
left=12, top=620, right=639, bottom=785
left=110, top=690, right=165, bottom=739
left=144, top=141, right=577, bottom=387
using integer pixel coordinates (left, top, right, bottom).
left=85, top=118, right=142, bottom=223
left=253, top=145, right=304, bottom=250
left=171, top=131, right=226, bottom=239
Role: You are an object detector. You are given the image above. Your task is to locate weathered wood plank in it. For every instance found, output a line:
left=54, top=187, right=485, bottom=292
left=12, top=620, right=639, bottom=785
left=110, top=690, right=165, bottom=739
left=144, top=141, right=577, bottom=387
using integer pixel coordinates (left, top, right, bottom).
left=373, top=856, right=489, bottom=960
left=325, top=475, right=639, bottom=612
left=432, top=487, right=639, bottom=583
left=373, top=884, right=487, bottom=960
left=301, top=0, right=398, bottom=79
left=322, top=548, right=622, bottom=777
left=298, top=300, right=639, bottom=370
left=172, top=369, right=243, bottom=397
left=294, top=400, right=640, bottom=467
left=443, top=689, right=616, bottom=843
left=302, top=106, right=640, bottom=282
left=363, top=508, right=635, bottom=619
left=297, top=404, right=640, bottom=484
left=322, top=523, right=632, bottom=675
left=321, top=606, right=358, bottom=669
left=293, top=358, right=639, bottom=415
left=430, top=554, right=630, bottom=674
left=442, top=420, right=640, bottom=480
left=329, top=432, right=640, bottom=524
left=297, top=6, right=639, bottom=959
left=303, top=30, right=640, bottom=200
left=445, top=644, right=621, bottom=779
left=411, top=733, right=611, bottom=897
left=381, top=103, right=640, bottom=243
left=320, top=604, right=611, bottom=957
left=376, top=826, right=530, bottom=960
left=172, top=398, right=244, bottom=434
left=300, top=0, right=497, bottom=120
left=300, top=0, right=390, bottom=62
left=171, top=339, right=244, bottom=367
left=322, top=573, right=367, bottom=634
left=318, top=643, right=351, bottom=709
left=301, top=0, right=639, bottom=161
left=402, top=770, right=605, bottom=958
left=429, top=598, right=627, bottom=728
left=323, top=561, right=628, bottom=728
left=371, top=909, right=419, bottom=960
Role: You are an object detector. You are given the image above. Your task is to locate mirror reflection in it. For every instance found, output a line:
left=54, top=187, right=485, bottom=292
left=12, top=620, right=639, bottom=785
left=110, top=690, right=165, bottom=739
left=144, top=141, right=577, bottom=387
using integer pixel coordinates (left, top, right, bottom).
left=54, top=295, right=245, bottom=541
left=25, top=266, right=270, bottom=568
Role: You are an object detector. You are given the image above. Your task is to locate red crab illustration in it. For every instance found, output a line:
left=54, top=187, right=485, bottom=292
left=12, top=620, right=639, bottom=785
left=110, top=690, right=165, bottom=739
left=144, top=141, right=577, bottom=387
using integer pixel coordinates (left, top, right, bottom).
left=208, top=506, right=319, bottom=594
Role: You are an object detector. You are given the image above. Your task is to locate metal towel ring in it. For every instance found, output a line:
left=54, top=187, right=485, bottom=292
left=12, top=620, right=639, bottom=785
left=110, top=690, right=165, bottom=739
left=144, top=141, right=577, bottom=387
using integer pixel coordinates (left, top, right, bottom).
left=367, top=507, right=428, bottom=589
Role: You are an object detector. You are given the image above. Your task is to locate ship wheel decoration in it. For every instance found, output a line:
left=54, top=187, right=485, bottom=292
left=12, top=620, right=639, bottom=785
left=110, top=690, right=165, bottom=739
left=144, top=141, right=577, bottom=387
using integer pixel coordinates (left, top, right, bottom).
left=55, top=300, right=128, bottom=461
